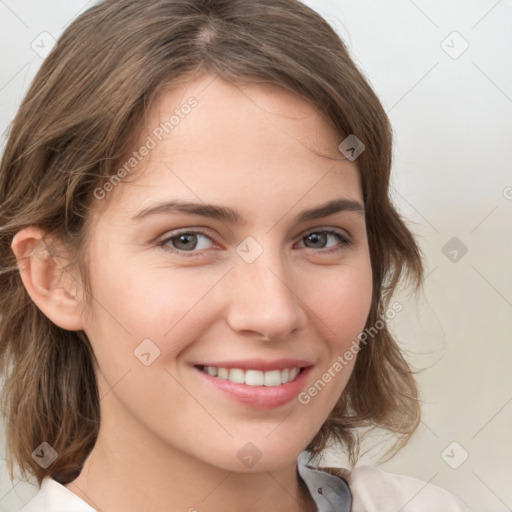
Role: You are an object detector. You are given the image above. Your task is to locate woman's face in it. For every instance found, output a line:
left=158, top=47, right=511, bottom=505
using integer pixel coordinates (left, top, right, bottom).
left=81, top=73, right=373, bottom=472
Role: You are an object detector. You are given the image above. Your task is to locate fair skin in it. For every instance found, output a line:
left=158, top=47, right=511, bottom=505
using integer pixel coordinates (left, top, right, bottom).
left=12, top=74, right=372, bottom=512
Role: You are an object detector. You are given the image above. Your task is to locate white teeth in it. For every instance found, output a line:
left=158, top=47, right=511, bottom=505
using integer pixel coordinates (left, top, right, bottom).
left=245, top=370, right=264, bottom=386
left=200, top=366, right=302, bottom=386
left=289, top=367, right=299, bottom=381
left=228, top=368, right=245, bottom=384
left=264, top=370, right=282, bottom=386
left=206, top=366, right=218, bottom=376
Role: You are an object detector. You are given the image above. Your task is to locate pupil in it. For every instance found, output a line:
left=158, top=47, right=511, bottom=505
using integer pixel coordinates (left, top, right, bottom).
left=306, top=232, right=326, bottom=248
left=175, top=233, right=197, bottom=250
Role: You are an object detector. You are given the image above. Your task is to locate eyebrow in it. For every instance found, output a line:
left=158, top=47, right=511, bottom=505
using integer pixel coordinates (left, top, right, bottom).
left=132, top=197, right=365, bottom=224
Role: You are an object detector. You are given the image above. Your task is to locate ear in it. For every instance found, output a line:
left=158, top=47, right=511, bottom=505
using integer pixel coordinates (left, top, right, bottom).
left=11, top=226, right=86, bottom=331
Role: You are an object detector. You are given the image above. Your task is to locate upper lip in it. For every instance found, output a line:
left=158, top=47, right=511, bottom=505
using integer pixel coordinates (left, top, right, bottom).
left=194, top=358, right=314, bottom=371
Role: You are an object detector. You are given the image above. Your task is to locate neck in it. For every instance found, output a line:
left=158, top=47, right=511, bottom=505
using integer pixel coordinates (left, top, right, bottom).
left=64, top=397, right=316, bottom=512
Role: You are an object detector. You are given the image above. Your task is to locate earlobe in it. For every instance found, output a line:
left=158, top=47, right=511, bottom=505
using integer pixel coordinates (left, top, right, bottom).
left=10, top=227, right=85, bottom=331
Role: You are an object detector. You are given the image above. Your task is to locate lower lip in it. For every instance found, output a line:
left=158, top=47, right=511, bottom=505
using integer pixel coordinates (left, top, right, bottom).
left=193, top=366, right=312, bottom=409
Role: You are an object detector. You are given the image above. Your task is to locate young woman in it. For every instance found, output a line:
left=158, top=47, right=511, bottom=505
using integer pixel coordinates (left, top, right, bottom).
left=0, top=1, right=472, bottom=511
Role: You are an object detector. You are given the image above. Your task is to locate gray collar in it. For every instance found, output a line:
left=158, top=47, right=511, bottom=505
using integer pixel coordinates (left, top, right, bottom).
left=297, top=459, right=352, bottom=512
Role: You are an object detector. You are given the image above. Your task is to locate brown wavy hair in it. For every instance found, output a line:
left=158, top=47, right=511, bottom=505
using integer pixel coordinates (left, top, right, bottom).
left=0, top=0, right=423, bottom=487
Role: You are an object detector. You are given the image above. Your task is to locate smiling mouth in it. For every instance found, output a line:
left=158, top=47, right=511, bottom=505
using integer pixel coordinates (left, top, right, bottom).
left=195, top=365, right=304, bottom=386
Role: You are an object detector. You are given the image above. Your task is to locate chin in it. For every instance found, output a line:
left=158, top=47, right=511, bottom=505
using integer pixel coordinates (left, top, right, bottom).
left=201, top=435, right=311, bottom=473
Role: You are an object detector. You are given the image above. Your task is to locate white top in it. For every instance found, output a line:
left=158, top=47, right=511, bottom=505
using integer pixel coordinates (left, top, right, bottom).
left=18, top=460, right=472, bottom=512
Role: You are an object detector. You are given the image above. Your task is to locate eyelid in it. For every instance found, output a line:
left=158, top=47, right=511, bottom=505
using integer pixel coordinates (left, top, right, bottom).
left=157, top=228, right=217, bottom=256
left=297, top=228, right=353, bottom=253
left=301, top=226, right=352, bottom=243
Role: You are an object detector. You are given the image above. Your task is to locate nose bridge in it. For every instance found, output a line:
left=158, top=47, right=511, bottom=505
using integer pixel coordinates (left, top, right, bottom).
left=226, top=240, right=303, bottom=338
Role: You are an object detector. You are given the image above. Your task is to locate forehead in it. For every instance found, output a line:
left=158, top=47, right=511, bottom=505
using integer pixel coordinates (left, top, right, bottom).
left=144, top=73, right=345, bottom=162
left=89, top=74, right=361, bottom=222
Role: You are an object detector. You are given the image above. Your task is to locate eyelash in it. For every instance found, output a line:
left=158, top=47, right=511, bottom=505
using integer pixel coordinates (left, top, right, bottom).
left=157, top=228, right=353, bottom=258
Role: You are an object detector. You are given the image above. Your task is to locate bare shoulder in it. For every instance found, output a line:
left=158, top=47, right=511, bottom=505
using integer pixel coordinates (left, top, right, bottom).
left=320, top=465, right=472, bottom=512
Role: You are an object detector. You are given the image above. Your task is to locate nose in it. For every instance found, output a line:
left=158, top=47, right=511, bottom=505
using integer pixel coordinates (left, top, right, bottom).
left=225, top=248, right=306, bottom=340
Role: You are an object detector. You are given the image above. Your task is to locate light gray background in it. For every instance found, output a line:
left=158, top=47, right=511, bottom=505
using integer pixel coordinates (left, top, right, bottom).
left=1, top=1, right=511, bottom=511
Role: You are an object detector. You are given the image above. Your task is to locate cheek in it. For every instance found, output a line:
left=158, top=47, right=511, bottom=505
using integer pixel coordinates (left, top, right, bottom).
left=83, top=259, right=227, bottom=375
left=304, top=260, right=373, bottom=344
left=295, top=264, right=372, bottom=417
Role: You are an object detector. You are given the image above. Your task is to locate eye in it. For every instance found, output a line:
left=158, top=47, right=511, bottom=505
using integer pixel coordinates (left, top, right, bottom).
left=296, top=229, right=352, bottom=253
left=157, top=228, right=352, bottom=258
left=158, top=230, right=215, bottom=256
